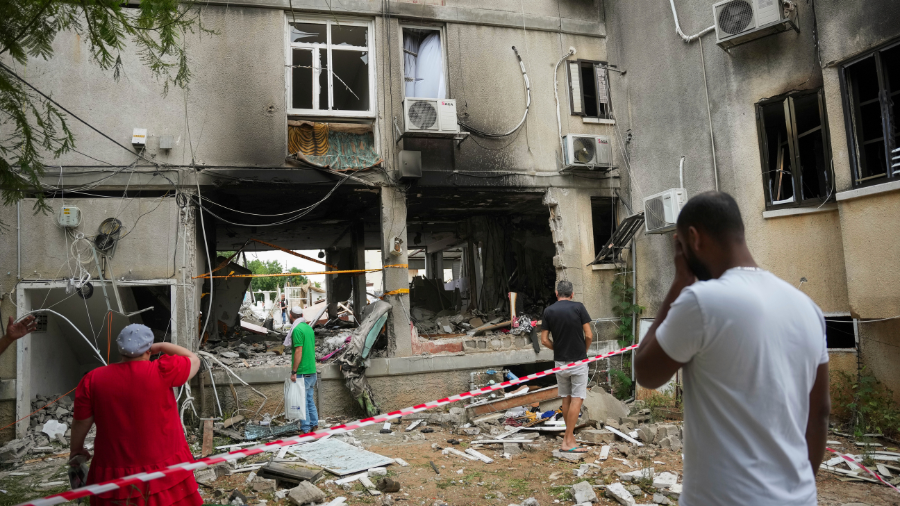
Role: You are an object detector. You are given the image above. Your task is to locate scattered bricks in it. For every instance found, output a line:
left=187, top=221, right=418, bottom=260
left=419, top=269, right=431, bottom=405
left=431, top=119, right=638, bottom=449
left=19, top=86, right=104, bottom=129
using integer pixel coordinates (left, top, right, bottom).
left=288, top=481, right=327, bottom=505
left=652, top=472, right=678, bottom=489
left=571, top=481, right=597, bottom=503
left=503, top=442, right=522, bottom=456
left=251, top=477, right=277, bottom=493
left=580, top=429, right=617, bottom=444
left=605, top=483, right=636, bottom=506
left=657, top=425, right=679, bottom=438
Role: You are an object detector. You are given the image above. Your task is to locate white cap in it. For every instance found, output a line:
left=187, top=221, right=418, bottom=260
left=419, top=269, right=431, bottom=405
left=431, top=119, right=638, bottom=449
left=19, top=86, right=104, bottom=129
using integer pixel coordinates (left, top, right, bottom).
left=290, top=306, right=307, bottom=322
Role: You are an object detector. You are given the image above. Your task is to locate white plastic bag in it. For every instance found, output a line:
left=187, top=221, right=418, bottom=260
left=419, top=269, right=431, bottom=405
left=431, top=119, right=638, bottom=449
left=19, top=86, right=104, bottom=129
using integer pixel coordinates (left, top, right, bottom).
left=284, top=378, right=307, bottom=422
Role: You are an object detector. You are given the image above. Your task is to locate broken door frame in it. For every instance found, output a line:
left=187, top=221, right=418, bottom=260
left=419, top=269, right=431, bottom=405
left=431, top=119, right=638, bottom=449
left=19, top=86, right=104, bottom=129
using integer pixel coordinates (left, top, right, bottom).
left=14, top=279, right=178, bottom=438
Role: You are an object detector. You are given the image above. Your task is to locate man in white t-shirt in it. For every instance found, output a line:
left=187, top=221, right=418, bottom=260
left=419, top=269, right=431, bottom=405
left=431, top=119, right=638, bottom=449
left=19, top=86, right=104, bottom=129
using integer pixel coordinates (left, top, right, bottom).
left=634, top=191, right=831, bottom=506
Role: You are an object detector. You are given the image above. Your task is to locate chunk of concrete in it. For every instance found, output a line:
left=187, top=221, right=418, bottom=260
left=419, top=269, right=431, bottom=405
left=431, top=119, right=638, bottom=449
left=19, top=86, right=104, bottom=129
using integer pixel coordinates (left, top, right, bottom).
left=552, top=449, right=587, bottom=462
left=571, top=481, right=597, bottom=503
left=605, top=482, right=636, bottom=506
left=503, top=442, right=522, bottom=456
left=617, top=467, right=653, bottom=483
left=653, top=493, right=673, bottom=505
left=582, top=387, right=629, bottom=423
left=635, top=425, right=657, bottom=443
left=288, top=481, right=326, bottom=505
left=251, top=477, right=277, bottom=493
left=521, top=499, right=539, bottom=506
left=652, top=472, right=678, bottom=489
left=193, top=468, right=217, bottom=485
left=580, top=429, right=616, bottom=444
left=657, top=424, right=679, bottom=438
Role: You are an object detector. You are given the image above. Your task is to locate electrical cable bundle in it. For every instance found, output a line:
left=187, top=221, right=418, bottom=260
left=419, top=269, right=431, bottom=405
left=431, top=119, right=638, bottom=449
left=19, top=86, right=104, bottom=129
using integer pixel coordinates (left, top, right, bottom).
left=457, top=46, right=531, bottom=138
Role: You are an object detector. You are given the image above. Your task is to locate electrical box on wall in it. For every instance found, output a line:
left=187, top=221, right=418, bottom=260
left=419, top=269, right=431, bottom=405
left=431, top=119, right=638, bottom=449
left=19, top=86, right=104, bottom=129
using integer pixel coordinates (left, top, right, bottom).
left=399, top=150, right=422, bottom=179
left=58, top=206, right=82, bottom=228
left=132, top=128, right=147, bottom=148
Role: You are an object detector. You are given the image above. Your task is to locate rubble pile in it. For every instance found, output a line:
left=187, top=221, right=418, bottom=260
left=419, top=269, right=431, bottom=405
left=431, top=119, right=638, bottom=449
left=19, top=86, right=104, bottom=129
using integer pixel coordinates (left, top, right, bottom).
left=412, top=307, right=538, bottom=339
left=0, top=394, right=96, bottom=465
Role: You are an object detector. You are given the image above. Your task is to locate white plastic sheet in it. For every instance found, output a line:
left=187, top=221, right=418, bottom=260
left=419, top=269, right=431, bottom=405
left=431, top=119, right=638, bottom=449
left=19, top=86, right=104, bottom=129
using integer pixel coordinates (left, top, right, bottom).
left=284, top=378, right=307, bottom=421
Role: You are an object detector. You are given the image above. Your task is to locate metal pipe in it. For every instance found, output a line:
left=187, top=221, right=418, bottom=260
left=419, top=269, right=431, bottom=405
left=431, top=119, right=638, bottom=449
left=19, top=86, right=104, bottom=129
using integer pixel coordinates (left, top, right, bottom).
left=669, top=0, right=715, bottom=43
left=554, top=48, right=577, bottom=159
left=16, top=201, right=21, bottom=279
left=630, top=238, right=637, bottom=389
left=679, top=156, right=685, bottom=189
left=699, top=38, right=720, bottom=191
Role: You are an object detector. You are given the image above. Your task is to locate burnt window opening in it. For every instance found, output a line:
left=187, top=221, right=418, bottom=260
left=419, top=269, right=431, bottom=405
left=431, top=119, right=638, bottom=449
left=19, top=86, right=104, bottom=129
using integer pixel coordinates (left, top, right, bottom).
left=756, top=89, right=833, bottom=209
left=568, top=60, right=611, bottom=119
left=843, top=42, right=900, bottom=187
left=288, top=20, right=372, bottom=114
left=402, top=27, right=446, bottom=99
left=825, top=316, right=856, bottom=349
left=591, top=197, right=617, bottom=259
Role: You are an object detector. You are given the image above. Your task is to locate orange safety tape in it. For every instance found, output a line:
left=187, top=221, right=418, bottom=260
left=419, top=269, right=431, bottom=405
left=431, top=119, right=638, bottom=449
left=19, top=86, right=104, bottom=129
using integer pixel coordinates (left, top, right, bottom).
left=0, top=387, right=77, bottom=434
left=380, top=288, right=410, bottom=298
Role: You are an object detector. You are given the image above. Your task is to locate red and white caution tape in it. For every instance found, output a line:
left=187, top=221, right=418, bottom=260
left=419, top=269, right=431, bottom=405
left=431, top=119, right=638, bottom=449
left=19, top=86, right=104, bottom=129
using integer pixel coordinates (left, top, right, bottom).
left=18, top=344, right=640, bottom=506
left=826, top=447, right=900, bottom=493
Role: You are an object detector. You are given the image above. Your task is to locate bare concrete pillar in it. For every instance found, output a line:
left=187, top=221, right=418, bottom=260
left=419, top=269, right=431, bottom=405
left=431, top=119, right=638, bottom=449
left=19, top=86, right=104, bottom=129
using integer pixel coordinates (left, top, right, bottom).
left=427, top=252, right=444, bottom=281
left=350, top=220, right=367, bottom=316
left=380, top=187, right=412, bottom=357
left=466, top=240, right=479, bottom=310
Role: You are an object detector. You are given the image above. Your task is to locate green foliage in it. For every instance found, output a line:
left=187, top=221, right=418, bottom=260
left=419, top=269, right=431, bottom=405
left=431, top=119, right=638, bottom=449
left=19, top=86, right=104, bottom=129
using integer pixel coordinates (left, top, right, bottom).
left=0, top=0, right=213, bottom=226
left=831, top=368, right=900, bottom=438
left=611, top=277, right=644, bottom=348
left=609, top=369, right=633, bottom=401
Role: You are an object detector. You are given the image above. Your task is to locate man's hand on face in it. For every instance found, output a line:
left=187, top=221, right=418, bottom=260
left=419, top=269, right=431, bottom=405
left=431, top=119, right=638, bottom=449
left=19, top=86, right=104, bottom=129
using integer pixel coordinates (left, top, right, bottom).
left=5, top=315, right=37, bottom=341
left=673, top=234, right=697, bottom=286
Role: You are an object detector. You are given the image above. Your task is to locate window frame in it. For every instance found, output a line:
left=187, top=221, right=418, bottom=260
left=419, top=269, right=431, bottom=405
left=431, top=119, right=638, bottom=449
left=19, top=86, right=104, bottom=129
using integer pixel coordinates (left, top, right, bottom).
left=284, top=15, right=377, bottom=119
left=566, top=59, right=611, bottom=120
left=399, top=23, right=450, bottom=100
left=755, top=89, right=834, bottom=210
left=839, top=38, right=900, bottom=189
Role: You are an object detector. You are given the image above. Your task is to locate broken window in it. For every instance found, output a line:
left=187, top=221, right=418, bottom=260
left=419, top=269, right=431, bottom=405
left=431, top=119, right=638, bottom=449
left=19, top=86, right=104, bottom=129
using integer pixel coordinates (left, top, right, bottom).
left=402, top=27, right=446, bottom=99
left=756, top=89, right=833, bottom=208
left=843, top=41, right=900, bottom=187
left=568, top=60, right=611, bottom=119
left=590, top=211, right=645, bottom=265
left=825, top=316, right=856, bottom=349
left=288, top=19, right=372, bottom=115
left=591, top=197, right=617, bottom=259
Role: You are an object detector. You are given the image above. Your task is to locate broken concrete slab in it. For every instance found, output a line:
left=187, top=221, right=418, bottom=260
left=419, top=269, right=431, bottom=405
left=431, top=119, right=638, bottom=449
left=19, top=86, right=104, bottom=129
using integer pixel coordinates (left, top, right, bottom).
left=618, top=468, right=653, bottom=482
left=571, top=480, right=597, bottom=503
left=653, top=493, right=673, bottom=505
left=288, top=481, right=326, bottom=505
left=580, top=429, right=616, bottom=444
left=251, top=476, right=277, bottom=493
left=552, top=449, right=587, bottom=462
left=605, top=482, right=636, bottom=506
left=503, top=442, right=522, bottom=456
left=652, top=471, right=678, bottom=489
left=194, top=468, right=217, bottom=485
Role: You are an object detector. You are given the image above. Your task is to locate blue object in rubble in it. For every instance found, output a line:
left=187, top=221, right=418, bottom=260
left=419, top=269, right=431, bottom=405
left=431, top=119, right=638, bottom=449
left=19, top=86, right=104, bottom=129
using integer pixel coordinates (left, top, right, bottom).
left=505, top=371, right=519, bottom=381
left=540, top=410, right=556, bottom=419
left=486, top=369, right=497, bottom=375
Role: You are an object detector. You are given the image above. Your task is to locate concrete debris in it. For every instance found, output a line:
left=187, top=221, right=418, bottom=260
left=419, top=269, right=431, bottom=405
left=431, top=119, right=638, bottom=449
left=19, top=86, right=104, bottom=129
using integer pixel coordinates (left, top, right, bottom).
left=287, top=481, right=326, bottom=505
left=618, top=468, right=653, bottom=483
left=583, top=387, right=630, bottom=423
left=653, top=493, right=673, bottom=505
left=522, top=499, right=540, bottom=506
left=571, top=480, right=598, bottom=503
left=553, top=449, right=588, bottom=462
left=580, top=429, right=616, bottom=444
left=605, top=483, right=636, bottom=506
left=251, top=476, right=277, bottom=493
left=652, top=471, right=678, bottom=489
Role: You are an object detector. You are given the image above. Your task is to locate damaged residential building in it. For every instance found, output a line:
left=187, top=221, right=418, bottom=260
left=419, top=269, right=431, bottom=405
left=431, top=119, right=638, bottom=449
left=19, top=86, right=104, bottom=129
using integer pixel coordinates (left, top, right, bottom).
left=0, top=0, right=899, bottom=444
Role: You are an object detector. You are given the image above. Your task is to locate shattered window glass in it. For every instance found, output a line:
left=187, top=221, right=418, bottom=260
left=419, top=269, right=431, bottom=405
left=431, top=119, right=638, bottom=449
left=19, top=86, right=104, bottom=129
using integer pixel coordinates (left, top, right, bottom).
left=331, top=50, right=369, bottom=111
left=288, top=19, right=372, bottom=113
left=332, top=25, right=368, bottom=47
left=291, top=23, right=326, bottom=44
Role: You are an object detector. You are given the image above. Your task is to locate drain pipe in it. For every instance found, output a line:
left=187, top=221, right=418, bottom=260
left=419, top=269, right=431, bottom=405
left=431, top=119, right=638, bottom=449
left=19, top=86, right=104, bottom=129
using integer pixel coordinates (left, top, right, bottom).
left=554, top=47, right=577, bottom=159
left=669, top=0, right=715, bottom=42
left=699, top=38, right=720, bottom=191
left=630, top=237, right=637, bottom=392
left=679, top=156, right=685, bottom=189
left=16, top=201, right=21, bottom=279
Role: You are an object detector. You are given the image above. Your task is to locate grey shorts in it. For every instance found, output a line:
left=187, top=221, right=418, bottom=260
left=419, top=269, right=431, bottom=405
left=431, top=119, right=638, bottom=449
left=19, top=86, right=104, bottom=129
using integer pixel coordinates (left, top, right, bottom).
left=555, top=362, right=589, bottom=399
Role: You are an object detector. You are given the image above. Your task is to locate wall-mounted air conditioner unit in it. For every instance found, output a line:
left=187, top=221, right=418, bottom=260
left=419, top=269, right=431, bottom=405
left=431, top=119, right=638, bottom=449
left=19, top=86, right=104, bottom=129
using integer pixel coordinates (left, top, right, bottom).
left=643, top=188, right=687, bottom=234
left=403, top=98, right=459, bottom=134
left=713, top=0, right=798, bottom=50
left=563, top=134, right=612, bottom=169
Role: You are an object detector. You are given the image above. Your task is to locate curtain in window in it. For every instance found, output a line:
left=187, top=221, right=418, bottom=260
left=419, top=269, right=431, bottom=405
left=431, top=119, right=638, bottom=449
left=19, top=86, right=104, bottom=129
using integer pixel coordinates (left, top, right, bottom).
left=414, top=33, right=445, bottom=99
left=403, top=34, right=420, bottom=98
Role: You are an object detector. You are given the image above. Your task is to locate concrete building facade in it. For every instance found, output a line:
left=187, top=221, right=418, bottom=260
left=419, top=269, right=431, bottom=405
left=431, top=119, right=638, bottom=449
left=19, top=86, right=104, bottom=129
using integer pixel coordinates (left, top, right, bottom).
left=1, top=0, right=899, bottom=439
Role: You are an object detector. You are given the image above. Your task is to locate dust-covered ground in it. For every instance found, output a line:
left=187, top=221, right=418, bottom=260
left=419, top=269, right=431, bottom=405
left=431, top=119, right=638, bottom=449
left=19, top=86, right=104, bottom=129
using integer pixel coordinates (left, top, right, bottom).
left=0, top=421, right=896, bottom=506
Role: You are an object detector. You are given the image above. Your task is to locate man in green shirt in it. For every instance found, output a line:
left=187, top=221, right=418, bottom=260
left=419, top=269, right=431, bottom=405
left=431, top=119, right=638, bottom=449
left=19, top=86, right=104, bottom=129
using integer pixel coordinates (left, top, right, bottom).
left=288, top=306, right=318, bottom=433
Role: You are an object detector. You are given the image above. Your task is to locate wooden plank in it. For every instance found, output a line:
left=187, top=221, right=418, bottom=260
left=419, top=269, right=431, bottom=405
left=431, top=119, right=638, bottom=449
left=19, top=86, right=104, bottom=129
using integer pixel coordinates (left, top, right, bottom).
left=259, top=463, right=324, bottom=484
left=471, top=386, right=559, bottom=416
left=202, top=420, right=214, bottom=457
left=473, top=320, right=512, bottom=337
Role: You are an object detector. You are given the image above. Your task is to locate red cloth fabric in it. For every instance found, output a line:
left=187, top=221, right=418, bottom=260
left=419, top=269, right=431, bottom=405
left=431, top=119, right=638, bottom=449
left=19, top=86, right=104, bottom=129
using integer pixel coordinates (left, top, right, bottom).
left=74, top=355, right=202, bottom=506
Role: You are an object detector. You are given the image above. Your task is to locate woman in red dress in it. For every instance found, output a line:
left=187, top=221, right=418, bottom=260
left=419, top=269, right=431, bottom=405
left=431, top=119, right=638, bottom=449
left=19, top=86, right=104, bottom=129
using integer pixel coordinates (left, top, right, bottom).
left=69, top=324, right=203, bottom=505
